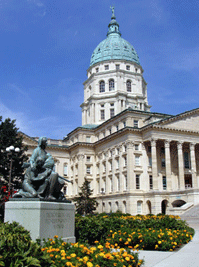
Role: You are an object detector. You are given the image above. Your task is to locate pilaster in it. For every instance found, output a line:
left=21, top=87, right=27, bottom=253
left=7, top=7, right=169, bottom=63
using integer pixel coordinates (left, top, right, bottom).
left=177, top=141, right=185, bottom=190
left=151, top=139, right=158, bottom=190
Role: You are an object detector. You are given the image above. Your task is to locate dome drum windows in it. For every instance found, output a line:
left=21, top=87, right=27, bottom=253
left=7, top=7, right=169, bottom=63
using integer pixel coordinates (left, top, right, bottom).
left=99, top=81, right=105, bottom=93
left=126, top=80, right=132, bottom=92
left=109, top=79, right=115, bottom=91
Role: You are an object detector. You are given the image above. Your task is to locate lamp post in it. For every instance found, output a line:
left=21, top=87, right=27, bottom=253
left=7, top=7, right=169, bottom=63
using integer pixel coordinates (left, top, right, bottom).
left=6, top=146, right=20, bottom=197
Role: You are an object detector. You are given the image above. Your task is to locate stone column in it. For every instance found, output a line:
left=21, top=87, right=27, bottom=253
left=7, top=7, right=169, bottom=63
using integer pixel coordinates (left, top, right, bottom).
left=105, top=151, right=110, bottom=193
left=126, top=141, right=135, bottom=191
left=77, top=154, right=85, bottom=191
left=111, top=149, right=116, bottom=193
left=190, top=143, right=197, bottom=188
left=165, top=140, right=172, bottom=190
left=151, top=139, right=158, bottom=190
left=177, top=141, right=185, bottom=190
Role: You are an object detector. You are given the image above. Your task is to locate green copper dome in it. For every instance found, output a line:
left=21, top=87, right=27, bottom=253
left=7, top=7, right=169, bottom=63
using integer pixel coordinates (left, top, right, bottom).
left=90, top=8, right=140, bottom=66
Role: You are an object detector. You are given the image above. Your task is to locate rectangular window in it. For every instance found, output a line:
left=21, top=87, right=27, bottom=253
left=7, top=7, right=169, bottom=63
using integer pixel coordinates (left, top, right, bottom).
left=117, top=177, right=120, bottom=191
left=96, top=67, right=99, bottom=73
left=124, top=175, right=127, bottom=191
left=110, top=161, right=112, bottom=171
left=116, top=125, right=119, bottom=131
left=136, top=174, right=140, bottom=189
left=161, top=158, right=165, bottom=167
left=134, top=120, right=139, bottom=128
left=63, top=164, right=68, bottom=176
left=86, top=166, right=91, bottom=174
left=149, top=175, right=153, bottom=189
left=87, top=156, right=90, bottom=162
left=116, top=159, right=119, bottom=169
left=105, top=65, right=109, bottom=70
left=110, top=108, right=115, bottom=118
left=110, top=178, right=113, bottom=192
left=124, top=156, right=127, bottom=167
left=100, top=110, right=105, bottom=120
left=123, top=121, right=126, bottom=127
left=148, top=146, right=151, bottom=153
left=163, top=176, right=167, bottom=190
left=135, top=144, right=139, bottom=151
left=184, top=152, right=190, bottom=169
left=126, top=65, right=130, bottom=70
left=103, top=163, right=106, bottom=173
left=110, top=103, right=114, bottom=106
left=148, top=157, right=152, bottom=166
left=135, top=156, right=140, bottom=166
left=116, top=64, right=120, bottom=70
left=109, top=128, right=112, bottom=134
left=86, top=136, right=91, bottom=142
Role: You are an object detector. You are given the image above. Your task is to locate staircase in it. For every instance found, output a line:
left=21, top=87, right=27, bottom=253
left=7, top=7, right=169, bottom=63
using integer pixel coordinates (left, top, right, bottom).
left=180, top=204, right=199, bottom=230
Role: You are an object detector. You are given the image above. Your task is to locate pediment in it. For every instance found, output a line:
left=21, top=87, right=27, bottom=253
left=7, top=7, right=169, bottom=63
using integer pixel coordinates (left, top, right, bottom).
left=19, top=132, right=37, bottom=146
left=157, top=109, right=199, bottom=132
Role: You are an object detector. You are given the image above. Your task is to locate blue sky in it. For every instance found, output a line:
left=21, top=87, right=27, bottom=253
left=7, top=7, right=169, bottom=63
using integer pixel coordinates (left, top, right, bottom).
left=0, top=0, right=199, bottom=139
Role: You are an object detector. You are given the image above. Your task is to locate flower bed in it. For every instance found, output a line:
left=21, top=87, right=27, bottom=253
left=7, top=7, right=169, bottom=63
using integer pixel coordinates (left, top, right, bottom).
left=75, top=213, right=194, bottom=251
left=42, top=236, right=144, bottom=267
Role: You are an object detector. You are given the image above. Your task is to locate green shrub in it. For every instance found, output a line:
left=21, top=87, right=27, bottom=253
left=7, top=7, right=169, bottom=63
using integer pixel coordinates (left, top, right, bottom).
left=75, top=213, right=195, bottom=251
left=0, top=221, right=52, bottom=267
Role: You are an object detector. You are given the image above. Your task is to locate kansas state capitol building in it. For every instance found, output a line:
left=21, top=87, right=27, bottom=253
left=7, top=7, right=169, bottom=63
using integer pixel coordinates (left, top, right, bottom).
left=22, top=9, right=199, bottom=215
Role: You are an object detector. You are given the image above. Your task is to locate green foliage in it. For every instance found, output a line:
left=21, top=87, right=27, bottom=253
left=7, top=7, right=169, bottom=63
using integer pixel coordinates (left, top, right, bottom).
left=0, top=221, right=52, bottom=267
left=75, top=213, right=195, bottom=251
left=0, top=117, right=28, bottom=196
left=72, top=179, right=98, bottom=215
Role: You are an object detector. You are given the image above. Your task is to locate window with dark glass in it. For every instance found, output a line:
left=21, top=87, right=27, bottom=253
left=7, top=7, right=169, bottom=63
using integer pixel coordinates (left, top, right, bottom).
left=184, top=152, right=190, bottom=168
left=126, top=80, right=132, bottom=92
left=99, top=81, right=105, bottom=92
left=163, top=176, right=167, bottom=190
left=149, top=175, right=153, bottom=189
left=110, top=108, right=115, bottom=118
left=100, top=110, right=105, bottom=120
left=109, top=79, right=115, bottom=91
left=116, top=64, right=120, bottom=70
left=105, top=65, right=109, bottom=70
left=127, top=80, right=131, bottom=92
left=136, top=174, right=140, bottom=189
left=134, top=120, right=138, bottom=128
left=126, top=65, right=130, bottom=70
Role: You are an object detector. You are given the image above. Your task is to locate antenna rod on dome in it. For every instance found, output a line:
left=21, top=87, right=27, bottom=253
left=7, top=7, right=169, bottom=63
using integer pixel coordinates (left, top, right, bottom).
left=110, top=6, right=115, bottom=17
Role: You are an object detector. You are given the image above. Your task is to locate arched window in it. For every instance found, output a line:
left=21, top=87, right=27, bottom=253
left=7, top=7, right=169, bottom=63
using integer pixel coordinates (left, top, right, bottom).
left=99, top=81, right=105, bottom=92
left=126, top=80, right=131, bottom=92
left=109, top=79, right=114, bottom=91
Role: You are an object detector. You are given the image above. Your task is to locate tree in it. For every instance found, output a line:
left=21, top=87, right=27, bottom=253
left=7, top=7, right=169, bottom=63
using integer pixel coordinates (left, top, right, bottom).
left=72, top=179, right=98, bottom=215
left=0, top=116, right=28, bottom=197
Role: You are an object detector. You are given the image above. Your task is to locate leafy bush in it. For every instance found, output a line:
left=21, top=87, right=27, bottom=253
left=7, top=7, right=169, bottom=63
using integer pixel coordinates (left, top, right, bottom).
left=0, top=221, right=52, bottom=267
left=75, top=213, right=195, bottom=251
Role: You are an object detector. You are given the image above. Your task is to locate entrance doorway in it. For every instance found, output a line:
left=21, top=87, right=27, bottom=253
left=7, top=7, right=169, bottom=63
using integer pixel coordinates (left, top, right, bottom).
left=185, top=174, right=192, bottom=188
left=161, top=200, right=168, bottom=214
left=146, top=200, right=152, bottom=214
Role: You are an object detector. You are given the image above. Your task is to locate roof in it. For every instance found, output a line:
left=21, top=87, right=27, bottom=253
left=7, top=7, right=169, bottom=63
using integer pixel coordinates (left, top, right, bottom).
left=90, top=9, right=140, bottom=66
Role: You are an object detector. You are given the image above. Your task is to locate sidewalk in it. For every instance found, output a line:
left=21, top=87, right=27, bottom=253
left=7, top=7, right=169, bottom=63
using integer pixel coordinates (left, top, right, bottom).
left=138, top=219, right=199, bottom=267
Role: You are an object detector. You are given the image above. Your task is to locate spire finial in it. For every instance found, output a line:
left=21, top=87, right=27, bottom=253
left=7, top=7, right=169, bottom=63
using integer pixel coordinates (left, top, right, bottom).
left=110, top=6, right=115, bottom=18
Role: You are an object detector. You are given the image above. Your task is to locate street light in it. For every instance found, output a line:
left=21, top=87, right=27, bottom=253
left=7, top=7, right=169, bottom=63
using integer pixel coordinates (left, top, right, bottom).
left=6, top=146, right=20, bottom=197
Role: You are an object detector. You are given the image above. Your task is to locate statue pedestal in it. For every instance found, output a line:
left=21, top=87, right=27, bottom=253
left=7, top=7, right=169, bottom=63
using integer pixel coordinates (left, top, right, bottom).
left=4, top=199, right=76, bottom=243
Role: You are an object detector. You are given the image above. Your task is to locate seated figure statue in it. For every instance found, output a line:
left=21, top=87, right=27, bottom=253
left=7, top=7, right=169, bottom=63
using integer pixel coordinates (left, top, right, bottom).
left=13, top=137, right=67, bottom=200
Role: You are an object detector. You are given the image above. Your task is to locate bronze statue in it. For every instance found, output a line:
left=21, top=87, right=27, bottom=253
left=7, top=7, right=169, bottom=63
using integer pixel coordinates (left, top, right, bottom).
left=13, top=137, right=69, bottom=200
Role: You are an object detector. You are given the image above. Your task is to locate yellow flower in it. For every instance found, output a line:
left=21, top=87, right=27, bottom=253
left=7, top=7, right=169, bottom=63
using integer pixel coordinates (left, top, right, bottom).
left=158, top=241, right=162, bottom=244
left=87, top=262, right=93, bottom=267
left=125, top=256, right=130, bottom=261
left=83, top=256, right=89, bottom=262
left=54, top=235, right=58, bottom=238
left=70, top=253, right=76, bottom=258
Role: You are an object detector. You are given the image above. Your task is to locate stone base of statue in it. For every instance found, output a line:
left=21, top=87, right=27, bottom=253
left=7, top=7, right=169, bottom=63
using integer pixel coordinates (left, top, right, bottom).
left=4, top=199, right=76, bottom=243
